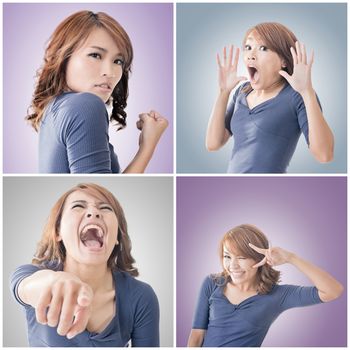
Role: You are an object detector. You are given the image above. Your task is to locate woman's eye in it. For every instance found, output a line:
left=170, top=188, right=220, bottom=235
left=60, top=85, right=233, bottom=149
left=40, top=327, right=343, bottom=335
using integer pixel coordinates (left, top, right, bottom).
left=72, top=204, right=84, bottom=209
left=244, top=45, right=251, bottom=51
left=114, top=58, right=124, bottom=66
left=259, top=46, right=268, bottom=51
left=224, top=255, right=231, bottom=259
left=100, top=206, right=113, bottom=211
left=88, top=52, right=102, bottom=59
left=238, top=257, right=246, bottom=260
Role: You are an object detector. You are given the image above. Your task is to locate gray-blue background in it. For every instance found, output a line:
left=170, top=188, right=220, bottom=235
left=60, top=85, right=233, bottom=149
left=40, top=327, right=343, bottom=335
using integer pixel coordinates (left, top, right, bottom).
left=177, top=3, right=347, bottom=173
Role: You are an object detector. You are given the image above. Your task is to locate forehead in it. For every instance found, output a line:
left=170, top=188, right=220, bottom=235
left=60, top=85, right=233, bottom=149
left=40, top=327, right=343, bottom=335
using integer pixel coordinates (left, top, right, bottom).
left=77, top=27, right=121, bottom=54
left=65, top=189, right=108, bottom=204
left=245, top=31, right=264, bottom=44
left=223, top=243, right=243, bottom=256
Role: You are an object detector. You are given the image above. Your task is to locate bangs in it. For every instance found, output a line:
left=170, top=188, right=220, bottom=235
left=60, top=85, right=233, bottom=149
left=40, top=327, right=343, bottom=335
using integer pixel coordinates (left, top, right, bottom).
left=223, top=239, right=248, bottom=258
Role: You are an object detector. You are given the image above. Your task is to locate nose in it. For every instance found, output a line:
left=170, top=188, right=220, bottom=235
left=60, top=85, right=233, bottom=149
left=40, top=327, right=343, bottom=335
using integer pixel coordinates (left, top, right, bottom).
left=86, top=206, right=101, bottom=219
left=247, top=48, right=257, bottom=61
left=101, top=61, right=116, bottom=78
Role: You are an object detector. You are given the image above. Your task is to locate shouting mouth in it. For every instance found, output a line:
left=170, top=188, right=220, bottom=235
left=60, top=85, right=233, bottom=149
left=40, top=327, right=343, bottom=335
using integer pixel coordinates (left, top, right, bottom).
left=80, top=224, right=105, bottom=249
left=247, top=66, right=259, bottom=84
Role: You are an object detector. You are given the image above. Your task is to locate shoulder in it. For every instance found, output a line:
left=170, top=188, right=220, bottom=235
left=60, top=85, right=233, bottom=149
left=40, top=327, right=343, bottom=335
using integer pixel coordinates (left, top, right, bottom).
left=200, top=274, right=221, bottom=295
left=52, top=92, right=107, bottom=123
left=114, top=271, right=158, bottom=304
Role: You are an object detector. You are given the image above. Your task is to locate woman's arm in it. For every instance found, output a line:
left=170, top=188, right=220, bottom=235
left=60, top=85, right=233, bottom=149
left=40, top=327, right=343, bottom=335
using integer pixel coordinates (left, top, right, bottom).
left=188, top=329, right=206, bottom=347
left=18, top=270, right=93, bottom=338
left=279, top=41, right=334, bottom=163
left=250, top=244, right=344, bottom=302
left=206, top=45, right=247, bottom=151
left=123, top=111, right=168, bottom=173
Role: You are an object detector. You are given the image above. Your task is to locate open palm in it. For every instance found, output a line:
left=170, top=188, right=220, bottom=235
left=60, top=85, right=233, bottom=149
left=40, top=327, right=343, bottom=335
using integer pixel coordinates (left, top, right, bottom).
left=217, top=45, right=247, bottom=92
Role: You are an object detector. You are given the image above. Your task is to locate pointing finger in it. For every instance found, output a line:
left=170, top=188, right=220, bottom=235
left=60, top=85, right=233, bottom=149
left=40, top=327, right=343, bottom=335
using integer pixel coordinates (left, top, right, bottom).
left=252, top=257, right=267, bottom=268
left=249, top=243, right=267, bottom=255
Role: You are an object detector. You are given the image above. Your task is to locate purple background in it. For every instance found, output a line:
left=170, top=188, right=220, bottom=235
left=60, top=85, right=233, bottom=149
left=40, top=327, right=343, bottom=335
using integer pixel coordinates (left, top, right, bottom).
left=177, top=177, right=347, bottom=346
left=3, top=3, right=173, bottom=173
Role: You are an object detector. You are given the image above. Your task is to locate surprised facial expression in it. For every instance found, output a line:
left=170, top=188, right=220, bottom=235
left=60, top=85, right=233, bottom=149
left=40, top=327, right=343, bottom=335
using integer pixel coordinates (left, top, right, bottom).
left=243, top=31, right=286, bottom=90
left=58, top=190, right=119, bottom=267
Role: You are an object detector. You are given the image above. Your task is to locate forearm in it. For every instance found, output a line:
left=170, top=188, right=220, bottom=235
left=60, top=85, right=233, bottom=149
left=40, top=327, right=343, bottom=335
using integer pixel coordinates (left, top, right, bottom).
left=302, top=88, right=334, bottom=162
left=288, top=253, right=343, bottom=302
left=188, top=329, right=205, bottom=347
left=123, top=145, right=155, bottom=173
left=206, top=91, right=231, bottom=151
left=18, top=270, right=57, bottom=306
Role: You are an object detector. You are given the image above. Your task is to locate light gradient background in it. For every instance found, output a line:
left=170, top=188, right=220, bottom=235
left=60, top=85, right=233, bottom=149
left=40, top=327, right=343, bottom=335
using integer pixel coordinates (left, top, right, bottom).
left=4, top=176, right=173, bottom=346
left=4, top=3, right=173, bottom=173
left=177, top=176, right=346, bottom=346
left=177, top=3, right=347, bottom=173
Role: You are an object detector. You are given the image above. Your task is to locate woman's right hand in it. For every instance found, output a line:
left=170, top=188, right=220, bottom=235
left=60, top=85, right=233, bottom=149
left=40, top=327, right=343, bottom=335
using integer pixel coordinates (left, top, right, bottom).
left=217, top=45, right=247, bottom=93
left=20, top=270, right=93, bottom=339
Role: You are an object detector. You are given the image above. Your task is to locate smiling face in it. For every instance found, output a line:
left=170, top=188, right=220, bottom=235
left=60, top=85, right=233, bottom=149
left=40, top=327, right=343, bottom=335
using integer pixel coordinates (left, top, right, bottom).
left=223, top=244, right=258, bottom=286
left=243, top=31, right=286, bottom=90
left=58, top=190, right=119, bottom=267
left=66, top=28, right=124, bottom=102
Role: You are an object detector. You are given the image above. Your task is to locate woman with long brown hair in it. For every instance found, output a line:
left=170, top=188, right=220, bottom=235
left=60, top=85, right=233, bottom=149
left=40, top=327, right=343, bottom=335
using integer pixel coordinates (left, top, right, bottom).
left=188, top=224, right=343, bottom=347
left=206, top=22, right=333, bottom=173
left=26, top=11, right=168, bottom=173
left=10, top=183, right=159, bottom=346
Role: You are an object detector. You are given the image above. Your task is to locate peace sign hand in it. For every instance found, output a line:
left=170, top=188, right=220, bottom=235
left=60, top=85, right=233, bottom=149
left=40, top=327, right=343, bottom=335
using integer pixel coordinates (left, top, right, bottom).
left=217, top=45, right=247, bottom=93
left=279, top=41, right=314, bottom=95
left=249, top=243, right=293, bottom=268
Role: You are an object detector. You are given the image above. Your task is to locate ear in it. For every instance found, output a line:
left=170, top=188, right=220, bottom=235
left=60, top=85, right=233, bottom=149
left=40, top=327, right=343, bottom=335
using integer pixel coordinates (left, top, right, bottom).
left=56, top=233, right=62, bottom=242
left=281, top=59, right=287, bottom=69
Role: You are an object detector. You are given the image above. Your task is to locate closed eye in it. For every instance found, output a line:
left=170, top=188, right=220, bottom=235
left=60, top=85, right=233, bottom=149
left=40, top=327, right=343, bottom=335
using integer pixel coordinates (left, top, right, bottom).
left=100, top=205, right=114, bottom=211
left=224, top=254, right=231, bottom=259
left=72, top=204, right=85, bottom=209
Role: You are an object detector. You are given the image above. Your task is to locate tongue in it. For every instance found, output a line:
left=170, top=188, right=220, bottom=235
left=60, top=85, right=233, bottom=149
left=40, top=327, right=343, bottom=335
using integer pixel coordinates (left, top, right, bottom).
left=84, top=240, right=101, bottom=248
left=253, top=70, right=259, bottom=83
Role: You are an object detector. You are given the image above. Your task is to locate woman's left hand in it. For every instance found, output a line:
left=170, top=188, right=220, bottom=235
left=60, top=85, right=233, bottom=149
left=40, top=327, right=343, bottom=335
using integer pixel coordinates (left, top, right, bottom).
left=249, top=243, right=293, bottom=268
left=279, top=41, right=314, bottom=95
left=136, top=110, right=168, bottom=149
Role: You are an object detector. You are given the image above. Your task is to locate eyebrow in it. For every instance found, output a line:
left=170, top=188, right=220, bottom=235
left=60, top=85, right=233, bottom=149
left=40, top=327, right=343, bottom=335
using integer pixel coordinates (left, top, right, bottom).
left=70, top=200, right=110, bottom=206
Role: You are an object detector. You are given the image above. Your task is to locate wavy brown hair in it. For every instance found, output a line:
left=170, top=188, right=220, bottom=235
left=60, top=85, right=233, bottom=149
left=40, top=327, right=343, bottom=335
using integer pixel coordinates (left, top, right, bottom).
left=242, top=22, right=298, bottom=94
left=32, top=183, right=138, bottom=276
left=214, top=224, right=280, bottom=294
left=26, top=11, right=133, bottom=132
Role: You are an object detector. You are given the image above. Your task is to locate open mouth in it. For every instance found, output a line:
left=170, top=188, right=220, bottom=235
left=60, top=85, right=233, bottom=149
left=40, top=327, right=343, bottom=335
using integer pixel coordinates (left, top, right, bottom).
left=247, top=66, right=259, bottom=83
left=80, top=224, right=104, bottom=249
left=95, top=83, right=111, bottom=91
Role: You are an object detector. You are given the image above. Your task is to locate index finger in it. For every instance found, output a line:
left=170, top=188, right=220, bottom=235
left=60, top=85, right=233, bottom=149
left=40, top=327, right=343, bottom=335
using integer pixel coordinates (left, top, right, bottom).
left=77, top=285, right=93, bottom=308
left=248, top=243, right=267, bottom=255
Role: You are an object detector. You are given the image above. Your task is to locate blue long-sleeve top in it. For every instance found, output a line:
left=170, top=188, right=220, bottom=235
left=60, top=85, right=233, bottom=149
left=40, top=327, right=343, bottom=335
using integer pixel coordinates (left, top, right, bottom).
left=193, top=275, right=322, bottom=347
left=224, top=82, right=322, bottom=173
left=10, top=264, right=159, bottom=347
left=39, top=92, right=120, bottom=173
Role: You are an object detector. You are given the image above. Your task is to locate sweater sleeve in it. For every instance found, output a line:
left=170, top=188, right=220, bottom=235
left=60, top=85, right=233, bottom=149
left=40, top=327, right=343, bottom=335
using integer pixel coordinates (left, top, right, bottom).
left=192, top=276, right=215, bottom=329
left=224, top=83, right=246, bottom=135
left=10, top=264, right=41, bottom=307
left=57, top=93, right=113, bottom=173
left=131, top=281, right=160, bottom=347
left=277, top=284, right=323, bottom=312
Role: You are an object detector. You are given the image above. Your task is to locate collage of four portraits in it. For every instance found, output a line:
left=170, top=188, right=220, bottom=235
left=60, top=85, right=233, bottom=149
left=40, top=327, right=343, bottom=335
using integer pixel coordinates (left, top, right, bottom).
left=3, top=2, right=347, bottom=348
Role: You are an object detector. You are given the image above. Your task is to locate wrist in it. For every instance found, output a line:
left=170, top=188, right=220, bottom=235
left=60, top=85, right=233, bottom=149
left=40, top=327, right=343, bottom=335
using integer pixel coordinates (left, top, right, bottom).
left=300, top=87, right=315, bottom=100
left=287, top=252, right=298, bottom=264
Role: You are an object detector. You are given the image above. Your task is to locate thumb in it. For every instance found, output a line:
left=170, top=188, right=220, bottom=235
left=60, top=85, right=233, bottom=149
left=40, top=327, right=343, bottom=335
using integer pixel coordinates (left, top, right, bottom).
left=279, top=70, right=291, bottom=81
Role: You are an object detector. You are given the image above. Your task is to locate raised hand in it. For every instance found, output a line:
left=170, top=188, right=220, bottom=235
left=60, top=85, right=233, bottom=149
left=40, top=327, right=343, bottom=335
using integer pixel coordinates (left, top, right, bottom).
left=136, top=110, right=168, bottom=149
left=249, top=243, right=293, bottom=268
left=279, top=41, right=314, bottom=94
left=217, top=45, right=247, bottom=93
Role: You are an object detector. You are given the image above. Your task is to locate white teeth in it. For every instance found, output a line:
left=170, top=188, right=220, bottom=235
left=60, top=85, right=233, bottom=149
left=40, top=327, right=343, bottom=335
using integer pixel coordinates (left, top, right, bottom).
left=82, top=224, right=104, bottom=237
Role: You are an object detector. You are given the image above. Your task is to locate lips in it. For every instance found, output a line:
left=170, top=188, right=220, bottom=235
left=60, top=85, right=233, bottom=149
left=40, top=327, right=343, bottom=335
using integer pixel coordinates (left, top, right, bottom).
left=95, top=83, right=111, bottom=90
left=80, top=224, right=105, bottom=248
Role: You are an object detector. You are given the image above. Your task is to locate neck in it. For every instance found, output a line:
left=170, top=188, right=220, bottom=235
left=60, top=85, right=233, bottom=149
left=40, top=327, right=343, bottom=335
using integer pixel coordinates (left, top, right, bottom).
left=231, top=278, right=258, bottom=292
left=254, top=80, right=285, bottom=97
left=63, top=258, right=112, bottom=293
